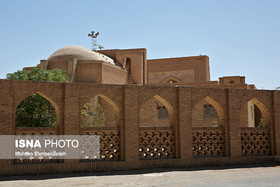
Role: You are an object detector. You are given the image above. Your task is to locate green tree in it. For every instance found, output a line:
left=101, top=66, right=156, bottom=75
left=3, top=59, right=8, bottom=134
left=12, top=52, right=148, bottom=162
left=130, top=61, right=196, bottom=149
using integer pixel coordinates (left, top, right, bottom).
left=6, top=68, right=69, bottom=127
left=81, top=97, right=106, bottom=127
left=258, top=118, right=263, bottom=127
left=6, top=68, right=69, bottom=82
left=15, top=94, right=56, bottom=127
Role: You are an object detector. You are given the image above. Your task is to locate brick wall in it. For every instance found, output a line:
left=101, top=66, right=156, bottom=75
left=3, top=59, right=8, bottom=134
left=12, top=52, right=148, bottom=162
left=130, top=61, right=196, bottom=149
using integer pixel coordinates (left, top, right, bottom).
left=147, top=56, right=210, bottom=84
left=101, top=63, right=127, bottom=85
left=0, top=79, right=279, bottom=175
left=139, top=97, right=169, bottom=127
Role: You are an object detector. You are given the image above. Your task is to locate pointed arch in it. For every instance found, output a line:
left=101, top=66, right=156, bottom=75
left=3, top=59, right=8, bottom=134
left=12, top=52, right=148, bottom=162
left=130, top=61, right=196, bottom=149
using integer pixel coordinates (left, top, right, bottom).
left=250, top=98, right=270, bottom=126
left=15, top=91, right=59, bottom=127
left=139, top=95, right=175, bottom=127
left=36, top=91, right=60, bottom=120
left=153, top=95, right=175, bottom=122
left=205, top=96, right=224, bottom=125
left=192, top=96, right=224, bottom=127
left=81, top=94, right=121, bottom=127
left=97, top=94, right=120, bottom=124
left=36, top=91, right=61, bottom=127
left=159, top=76, right=183, bottom=85
left=240, top=98, right=270, bottom=127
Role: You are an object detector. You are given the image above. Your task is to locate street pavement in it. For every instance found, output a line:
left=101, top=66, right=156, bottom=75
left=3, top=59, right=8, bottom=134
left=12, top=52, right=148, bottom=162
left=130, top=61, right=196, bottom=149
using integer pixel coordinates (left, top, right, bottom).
left=0, top=163, right=280, bottom=187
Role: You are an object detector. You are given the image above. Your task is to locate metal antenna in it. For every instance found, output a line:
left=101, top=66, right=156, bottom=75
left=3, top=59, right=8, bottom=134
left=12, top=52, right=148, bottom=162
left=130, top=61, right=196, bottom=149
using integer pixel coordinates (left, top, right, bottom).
left=88, top=31, right=100, bottom=50
left=98, top=45, right=104, bottom=50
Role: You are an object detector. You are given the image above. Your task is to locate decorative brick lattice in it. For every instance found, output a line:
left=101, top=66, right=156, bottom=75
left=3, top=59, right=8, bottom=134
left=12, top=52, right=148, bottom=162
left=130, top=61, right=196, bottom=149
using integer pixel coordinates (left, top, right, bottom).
left=14, top=127, right=60, bottom=164
left=81, top=127, right=120, bottom=161
left=139, top=127, right=175, bottom=159
left=192, top=127, right=225, bottom=157
left=241, top=127, right=271, bottom=156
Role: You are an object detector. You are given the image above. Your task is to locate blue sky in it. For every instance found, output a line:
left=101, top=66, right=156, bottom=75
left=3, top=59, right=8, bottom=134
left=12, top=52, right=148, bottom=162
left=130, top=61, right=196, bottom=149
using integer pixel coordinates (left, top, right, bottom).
left=0, top=0, right=279, bottom=89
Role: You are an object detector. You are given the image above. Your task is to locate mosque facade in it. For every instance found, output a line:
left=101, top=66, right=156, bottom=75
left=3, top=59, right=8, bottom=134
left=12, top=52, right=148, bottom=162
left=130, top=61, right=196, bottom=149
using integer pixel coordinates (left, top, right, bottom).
left=0, top=45, right=279, bottom=175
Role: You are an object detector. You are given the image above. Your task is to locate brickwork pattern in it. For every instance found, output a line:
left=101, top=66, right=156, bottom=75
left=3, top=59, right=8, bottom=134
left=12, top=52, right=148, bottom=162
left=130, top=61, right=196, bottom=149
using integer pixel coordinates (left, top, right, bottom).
left=192, top=127, right=225, bottom=157
left=81, top=127, right=120, bottom=161
left=139, top=97, right=169, bottom=127
left=192, top=99, right=218, bottom=127
left=241, top=127, right=271, bottom=156
left=0, top=80, right=279, bottom=175
left=139, top=127, right=175, bottom=159
left=14, top=127, right=60, bottom=164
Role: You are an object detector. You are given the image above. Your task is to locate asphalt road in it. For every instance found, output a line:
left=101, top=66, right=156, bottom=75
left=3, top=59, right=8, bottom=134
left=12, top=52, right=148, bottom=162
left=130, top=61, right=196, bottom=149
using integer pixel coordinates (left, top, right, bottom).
left=1, top=164, right=280, bottom=187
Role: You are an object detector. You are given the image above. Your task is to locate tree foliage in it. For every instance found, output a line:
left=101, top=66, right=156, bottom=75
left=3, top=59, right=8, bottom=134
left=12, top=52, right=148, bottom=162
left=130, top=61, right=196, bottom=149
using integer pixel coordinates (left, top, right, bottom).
left=16, top=94, right=56, bottom=127
left=81, top=97, right=106, bottom=127
left=6, top=68, right=69, bottom=82
left=6, top=68, right=69, bottom=127
left=258, top=117, right=263, bottom=127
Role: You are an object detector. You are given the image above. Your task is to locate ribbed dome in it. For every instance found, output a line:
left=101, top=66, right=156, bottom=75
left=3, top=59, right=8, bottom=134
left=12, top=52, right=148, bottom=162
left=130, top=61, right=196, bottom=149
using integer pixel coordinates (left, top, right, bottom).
left=47, top=45, right=115, bottom=65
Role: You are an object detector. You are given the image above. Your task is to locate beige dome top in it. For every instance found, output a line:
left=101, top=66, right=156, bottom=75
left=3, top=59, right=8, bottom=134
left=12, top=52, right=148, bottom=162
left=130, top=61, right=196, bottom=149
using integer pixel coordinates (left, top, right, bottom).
left=47, top=45, right=115, bottom=65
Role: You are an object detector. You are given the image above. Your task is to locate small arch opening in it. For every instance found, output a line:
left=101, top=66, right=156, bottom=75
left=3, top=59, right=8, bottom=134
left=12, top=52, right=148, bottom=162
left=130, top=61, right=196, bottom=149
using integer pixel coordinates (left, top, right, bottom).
left=139, top=95, right=174, bottom=127
left=15, top=93, right=56, bottom=127
left=159, top=76, right=182, bottom=85
left=81, top=94, right=120, bottom=127
left=240, top=98, right=270, bottom=127
left=192, top=96, right=224, bottom=127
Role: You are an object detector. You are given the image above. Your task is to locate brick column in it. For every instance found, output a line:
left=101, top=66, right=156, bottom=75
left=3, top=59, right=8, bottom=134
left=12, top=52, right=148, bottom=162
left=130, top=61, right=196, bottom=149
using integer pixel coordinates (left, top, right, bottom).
left=124, top=85, right=139, bottom=162
left=227, top=89, right=242, bottom=157
left=273, top=91, right=280, bottom=155
left=64, top=83, right=80, bottom=164
left=64, top=84, right=80, bottom=135
left=0, top=80, right=14, bottom=170
left=178, top=88, right=193, bottom=159
left=0, top=80, right=13, bottom=135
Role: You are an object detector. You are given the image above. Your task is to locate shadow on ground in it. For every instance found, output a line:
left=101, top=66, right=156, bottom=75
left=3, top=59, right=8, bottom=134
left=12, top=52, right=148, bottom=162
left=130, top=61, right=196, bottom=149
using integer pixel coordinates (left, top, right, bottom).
left=0, top=162, right=279, bottom=181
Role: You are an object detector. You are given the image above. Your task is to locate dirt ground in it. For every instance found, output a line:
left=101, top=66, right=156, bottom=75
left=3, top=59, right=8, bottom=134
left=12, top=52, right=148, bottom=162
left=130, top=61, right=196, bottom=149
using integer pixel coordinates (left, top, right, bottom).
left=0, top=163, right=280, bottom=187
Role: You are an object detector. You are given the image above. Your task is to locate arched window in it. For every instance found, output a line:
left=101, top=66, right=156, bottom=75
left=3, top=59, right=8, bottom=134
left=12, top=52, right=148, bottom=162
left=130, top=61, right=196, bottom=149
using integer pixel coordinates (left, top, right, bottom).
left=81, top=94, right=120, bottom=128
left=81, top=99, right=106, bottom=127
left=240, top=98, right=270, bottom=127
left=192, top=96, right=224, bottom=127
left=139, top=95, right=174, bottom=127
left=139, top=95, right=175, bottom=159
left=15, top=93, right=56, bottom=127
left=204, top=104, right=217, bottom=118
left=157, top=106, right=168, bottom=119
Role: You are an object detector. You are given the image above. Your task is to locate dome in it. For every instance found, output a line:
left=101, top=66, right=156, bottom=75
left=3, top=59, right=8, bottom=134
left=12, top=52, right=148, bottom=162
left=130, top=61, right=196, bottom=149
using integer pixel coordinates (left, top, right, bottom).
left=47, top=45, right=115, bottom=65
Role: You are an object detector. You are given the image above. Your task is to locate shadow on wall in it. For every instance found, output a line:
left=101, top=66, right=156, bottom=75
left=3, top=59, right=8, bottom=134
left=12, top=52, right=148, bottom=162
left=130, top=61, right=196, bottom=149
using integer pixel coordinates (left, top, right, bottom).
left=192, top=96, right=224, bottom=127
left=240, top=98, right=270, bottom=127
left=81, top=94, right=120, bottom=128
left=139, top=95, right=175, bottom=127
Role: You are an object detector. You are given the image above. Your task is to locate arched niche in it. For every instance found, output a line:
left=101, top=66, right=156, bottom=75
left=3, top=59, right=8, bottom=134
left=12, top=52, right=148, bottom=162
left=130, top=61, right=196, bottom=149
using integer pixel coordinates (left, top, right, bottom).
left=240, top=98, right=270, bottom=127
left=192, top=96, right=224, bottom=127
left=139, top=95, right=175, bottom=127
left=159, top=76, right=183, bottom=85
left=81, top=94, right=120, bottom=127
left=15, top=92, right=59, bottom=127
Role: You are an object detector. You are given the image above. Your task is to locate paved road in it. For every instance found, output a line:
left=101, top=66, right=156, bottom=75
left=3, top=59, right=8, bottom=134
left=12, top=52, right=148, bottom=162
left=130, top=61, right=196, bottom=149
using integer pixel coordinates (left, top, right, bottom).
left=1, top=164, right=280, bottom=187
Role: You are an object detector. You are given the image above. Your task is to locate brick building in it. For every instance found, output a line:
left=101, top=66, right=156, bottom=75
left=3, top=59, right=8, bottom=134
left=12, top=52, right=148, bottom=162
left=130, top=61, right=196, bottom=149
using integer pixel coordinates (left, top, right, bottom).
left=0, top=45, right=279, bottom=175
left=24, top=45, right=259, bottom=128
